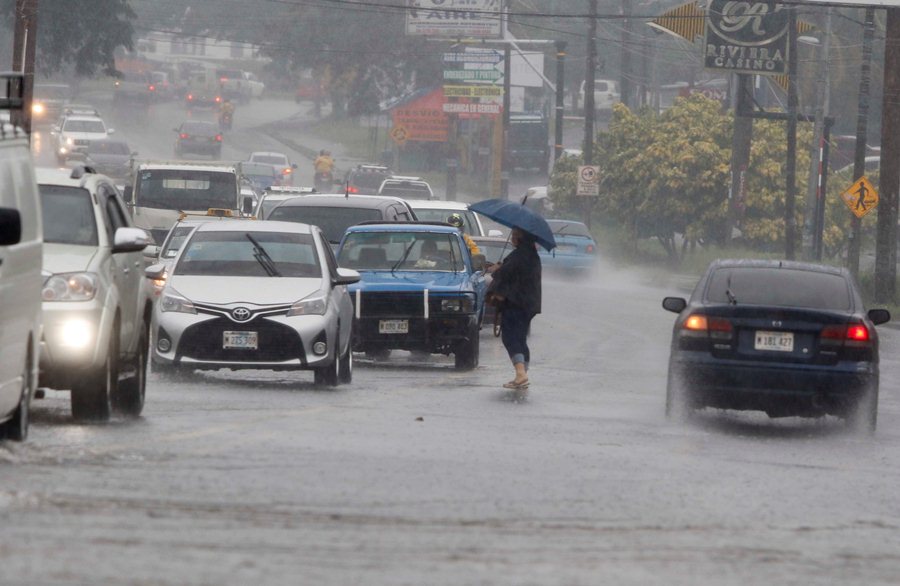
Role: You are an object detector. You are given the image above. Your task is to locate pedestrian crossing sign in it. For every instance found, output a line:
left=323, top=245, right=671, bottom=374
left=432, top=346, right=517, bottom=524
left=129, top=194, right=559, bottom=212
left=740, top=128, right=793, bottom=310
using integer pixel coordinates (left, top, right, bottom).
left=840, top=176, right=878, bottom=219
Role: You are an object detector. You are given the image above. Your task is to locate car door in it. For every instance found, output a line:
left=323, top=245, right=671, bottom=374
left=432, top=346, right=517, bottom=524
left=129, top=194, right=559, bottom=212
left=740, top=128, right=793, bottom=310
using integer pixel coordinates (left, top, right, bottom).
left=319, top=230, right=352, bottom=354
left=100, top=183, right=142, bottom=352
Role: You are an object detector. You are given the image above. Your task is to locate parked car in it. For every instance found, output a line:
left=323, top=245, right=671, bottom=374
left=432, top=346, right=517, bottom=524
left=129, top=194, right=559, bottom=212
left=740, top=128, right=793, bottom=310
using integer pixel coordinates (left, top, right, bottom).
left=248, top=152, right=297, bottom=186
left=84, top=139, right=136, bottom=181
left=662, top=259, right=890, bottom=432
left=378, top=176, right=435, bottom=200
left=146, top=221, right=359, bottom=385
left=52, top=115, right=115, bottom=165
left=336, top=223, right=487, bottom=369
left=174, top=120, right=223, bottom=158
left=406, top=200, right=499, bottom=237
left=264, top=194, right=418, bottom=246
left=538, top=219, right=597, bottom=271
left=345, top=164, right=393, bottom=195
left=0, top=108, right=42, bottom=440
left=38, top=166, right=154, bottom=421
left=578, top=78, right=620, bottom=115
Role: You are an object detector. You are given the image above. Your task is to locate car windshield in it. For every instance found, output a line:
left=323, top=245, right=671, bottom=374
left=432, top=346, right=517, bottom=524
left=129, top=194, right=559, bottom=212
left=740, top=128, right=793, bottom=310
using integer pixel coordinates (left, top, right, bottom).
left=338, top=231, right=465, bottom=272
left=267, top=205, right=382, bottom=243
left=175, top=231, right=322, bottom=278
left=39, top=185, right=98, bottom=246
left=252, top=154, right=287, bottom=166
left=413, top=208, right=479, bottom=235
left=161, top=225, right=196, bottom=259
left=548, top=220, right=591, bottom=238
left=380, top=183, right=431, bottom=199
left=706, top=267, right=852, bottom=310
left=136, top=169, right=236, bottom=211
left=63, top=119, right=105, bottom=133
left=88, top=141, right=129, bottom=155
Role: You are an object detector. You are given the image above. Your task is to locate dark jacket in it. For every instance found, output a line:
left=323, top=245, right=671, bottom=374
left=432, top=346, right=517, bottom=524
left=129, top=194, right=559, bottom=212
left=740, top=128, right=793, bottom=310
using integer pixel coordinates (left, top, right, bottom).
left=492, top=241, right=541, bottom=315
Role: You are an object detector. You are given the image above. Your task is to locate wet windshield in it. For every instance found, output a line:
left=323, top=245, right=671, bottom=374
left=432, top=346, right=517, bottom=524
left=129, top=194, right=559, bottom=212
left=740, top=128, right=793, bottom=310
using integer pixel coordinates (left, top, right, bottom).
left=63, top=119, right=106, bottom=133
left=413, top=209, right=479, bottom=234
left=548, top=220, right=591, bottom=238
left=175, top=231, right=321, bottom=278
left=338, top=231, right=464, bottom=272
left=39, top=185, right=98, bottom=246
left=135, top=169, right=237, bottom=211
left=267, top=205, right=381, bottom=243
left=706, top=268, right=852, bottom=310
left=161, top=225, right=196, bottom=259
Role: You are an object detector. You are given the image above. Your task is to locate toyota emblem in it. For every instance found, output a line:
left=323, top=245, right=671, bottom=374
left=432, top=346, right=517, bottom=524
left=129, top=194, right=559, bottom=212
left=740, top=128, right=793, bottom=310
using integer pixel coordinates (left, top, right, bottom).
left=231, top=307, right=252, bottom=322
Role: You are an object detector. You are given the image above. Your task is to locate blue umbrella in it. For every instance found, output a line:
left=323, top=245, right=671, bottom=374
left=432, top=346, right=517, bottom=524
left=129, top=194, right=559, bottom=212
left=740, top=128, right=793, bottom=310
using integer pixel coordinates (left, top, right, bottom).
left=470, top=199, right=557, bottom=251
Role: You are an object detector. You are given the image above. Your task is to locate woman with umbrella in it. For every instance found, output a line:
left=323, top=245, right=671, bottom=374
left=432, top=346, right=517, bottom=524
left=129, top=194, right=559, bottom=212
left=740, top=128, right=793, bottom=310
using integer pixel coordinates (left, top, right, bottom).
left=471, top=199, right=555, bottom=391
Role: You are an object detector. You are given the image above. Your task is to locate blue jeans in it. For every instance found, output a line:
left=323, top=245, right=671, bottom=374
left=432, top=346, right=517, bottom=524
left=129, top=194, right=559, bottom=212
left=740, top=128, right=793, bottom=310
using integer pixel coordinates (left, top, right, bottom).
left=501, top=306, right=533, bottom=366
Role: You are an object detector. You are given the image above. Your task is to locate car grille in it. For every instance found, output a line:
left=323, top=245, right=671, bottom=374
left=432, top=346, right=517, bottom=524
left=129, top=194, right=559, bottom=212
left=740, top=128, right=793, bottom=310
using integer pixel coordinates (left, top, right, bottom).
left=74, top=139, right=90, bottom=146
left=177, top=317, right=305, bottom=363
left=355, top=292, right=425, bottom=318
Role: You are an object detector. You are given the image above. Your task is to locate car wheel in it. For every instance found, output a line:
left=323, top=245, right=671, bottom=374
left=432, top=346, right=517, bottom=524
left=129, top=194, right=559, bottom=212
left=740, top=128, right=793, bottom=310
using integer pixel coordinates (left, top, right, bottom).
left=665, top=368, right=693, bottom=421
left=847, top=382, right=879, bottom=434
left=0, top=347, right=34, bottom=441
left=71, top=331, right=117, bottom=422
left=454, top=327, right=480, bottom=371
left=114, top=323, right=148, bottom=417
left=313, top=354, right=339, bottom=387
left=338, top=341, right=353, bottom=384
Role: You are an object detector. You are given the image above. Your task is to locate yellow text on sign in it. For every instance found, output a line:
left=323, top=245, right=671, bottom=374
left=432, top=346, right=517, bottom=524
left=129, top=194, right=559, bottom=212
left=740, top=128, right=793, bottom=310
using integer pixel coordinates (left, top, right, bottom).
left=840, top=176, right=878, bottom=219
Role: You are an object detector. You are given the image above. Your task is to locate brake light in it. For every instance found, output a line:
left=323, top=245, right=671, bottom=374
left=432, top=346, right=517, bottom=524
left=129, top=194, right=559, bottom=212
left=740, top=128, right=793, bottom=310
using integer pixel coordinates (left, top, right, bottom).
left=187, top=94, right=194, bottom=101
left=215, top=96, right=222, bottom=103
left=180, top=133, right=189, bottom=139
left=847, top=324, right=869, bottom=341
left=586, top=243, right=595, bottom=253
left=282, top=168, right=292, bottom=175
left=220, top=77, right=228, bottom=83
left=215, top=134, right=223, bottom=142
left=820, top=324, right=870, bottom=342
left=684, top=315, right=707, bottom=331
left=683, top=314, right=732, bottom=338
left=148, top=85, right=156, bottom=91
left=347, top=185, right=359, bottom=194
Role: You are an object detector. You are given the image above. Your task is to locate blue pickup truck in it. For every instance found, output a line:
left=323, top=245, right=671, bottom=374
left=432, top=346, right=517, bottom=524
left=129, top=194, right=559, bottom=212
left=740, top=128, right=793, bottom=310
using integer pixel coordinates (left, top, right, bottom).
left=336, top=223, right=486, bottom=370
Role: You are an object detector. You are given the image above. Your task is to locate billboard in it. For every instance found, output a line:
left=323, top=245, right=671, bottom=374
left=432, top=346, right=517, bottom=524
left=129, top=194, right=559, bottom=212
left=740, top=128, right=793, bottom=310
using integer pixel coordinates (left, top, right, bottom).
left=705, top=0, right=789, bottom=75
left=786, top=1, right=900, bottom=5
left=406, top=0, right=503, bottom=39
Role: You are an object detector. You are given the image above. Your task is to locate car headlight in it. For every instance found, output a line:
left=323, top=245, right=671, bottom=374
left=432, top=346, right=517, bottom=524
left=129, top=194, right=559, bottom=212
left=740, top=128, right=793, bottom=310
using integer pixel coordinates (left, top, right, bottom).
left=441, top=296, right=474, bottom=313
left=66, top=137, right=74, bottom=146
left=59, top=319, right=93, bottom=348
left=160, top=289, right=196, bottom=314
left=287, top=291, right=327, bottom=316
left=32, top=102, right=45, bottom=115
left=42, top=272, right=97, bottom=301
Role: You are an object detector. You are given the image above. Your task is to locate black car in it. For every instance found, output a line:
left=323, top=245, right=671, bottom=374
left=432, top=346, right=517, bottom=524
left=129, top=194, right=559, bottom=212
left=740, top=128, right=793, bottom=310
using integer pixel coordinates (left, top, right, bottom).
left=264, top=194, right=418, bottom=247
left=174, top=121, right=222, bottom=158
left=345, top=164, right=393, bottom=195
left=662, top=259, right=890, bottom=432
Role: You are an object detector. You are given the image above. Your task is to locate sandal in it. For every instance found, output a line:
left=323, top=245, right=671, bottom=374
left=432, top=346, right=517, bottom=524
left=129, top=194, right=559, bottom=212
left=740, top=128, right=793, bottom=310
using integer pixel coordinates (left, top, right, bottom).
left=503, top=379, right=529, bottom=390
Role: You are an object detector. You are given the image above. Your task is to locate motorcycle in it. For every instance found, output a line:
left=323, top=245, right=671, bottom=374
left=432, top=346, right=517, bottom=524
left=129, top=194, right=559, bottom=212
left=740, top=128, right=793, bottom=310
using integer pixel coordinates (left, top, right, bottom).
left=219, top=111, right=233, bottom=131
left=314, top=171, right=333, bottom=192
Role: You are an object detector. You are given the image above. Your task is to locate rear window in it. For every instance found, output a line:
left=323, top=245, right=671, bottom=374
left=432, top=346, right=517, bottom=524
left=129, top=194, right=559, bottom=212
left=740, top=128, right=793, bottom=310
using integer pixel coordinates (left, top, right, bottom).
left=267, top=205, right=382, bottom=243
left=251, top=154, right=287, bottom=166
left=548, top=220, right=591, bottom=238
left=414, top=208, right=479, bottom=235
left=182, top=122, right=217, bottom=136
left=380, top=183, right=431, bottom=199
left=706, top=267, right=852, bottom=310
left=350, top=171, right=390, bottom=190
left=39, top=185, right=98, bottom=246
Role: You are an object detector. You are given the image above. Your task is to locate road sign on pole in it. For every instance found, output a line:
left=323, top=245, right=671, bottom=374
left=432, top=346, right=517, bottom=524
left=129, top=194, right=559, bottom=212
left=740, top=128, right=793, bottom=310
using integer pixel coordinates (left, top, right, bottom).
left=841, top=176, right=879, bottom=219
left=390, top=125, right=409, bottom=146
left=576, top=166, right=601, bottom=197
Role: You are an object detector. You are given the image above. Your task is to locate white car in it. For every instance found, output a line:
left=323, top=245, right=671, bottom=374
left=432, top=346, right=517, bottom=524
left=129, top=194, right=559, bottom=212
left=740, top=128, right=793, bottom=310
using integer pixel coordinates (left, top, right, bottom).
left=52, top=115, right=115, bottom=164
left=256, top=187, right=315, bottom=219
left=578, top=78, right=620, bottom=115
left=377, top=176, right=435, bottom=200
left=38, top=166, right=154, bottom=421
left=248, top=151, right=297, bottom=186
left=406, top=200, right=500, bottom=237
left=0, top=110, right=42, bottom=441
left=147, top=221, right=360, bottom=386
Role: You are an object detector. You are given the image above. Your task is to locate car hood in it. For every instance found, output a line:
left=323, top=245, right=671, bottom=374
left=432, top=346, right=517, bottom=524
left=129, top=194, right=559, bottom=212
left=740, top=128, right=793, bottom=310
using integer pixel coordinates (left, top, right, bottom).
left=348, top=271, right=469, bottom=294
left=43, top=243, right=99, bottom=275
left=169, top=275, right=323, bottom=305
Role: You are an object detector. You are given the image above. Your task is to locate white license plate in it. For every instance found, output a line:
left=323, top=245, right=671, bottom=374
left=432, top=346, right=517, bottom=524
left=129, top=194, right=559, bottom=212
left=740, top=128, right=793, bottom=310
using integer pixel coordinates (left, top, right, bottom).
left=754, top=330, right=794, bottom=352
left=223, top=331, right=258, bottom=349
left=379, top=320, right=409, bottom=334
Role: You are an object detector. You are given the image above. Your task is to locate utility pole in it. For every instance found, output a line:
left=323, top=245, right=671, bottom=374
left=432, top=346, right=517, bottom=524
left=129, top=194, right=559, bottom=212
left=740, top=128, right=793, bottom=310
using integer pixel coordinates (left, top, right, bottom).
left=500, top=43, right=512, bottom=200
left=11, top=0, right=38, bottom=136
left=804, top=9, right=832, bottom=260
left=784, top=7, right=798, bottom=260
left=848, top=8, right=876, bottom=278
left=554, top=41, right=567, bottom=162
left=620, top=0, right=633, bottom=110
left=727, top=74, right=753, bottom=246
left=584, top=0, right=597, bottom=165
left=875, top=7, right=900, bottom=302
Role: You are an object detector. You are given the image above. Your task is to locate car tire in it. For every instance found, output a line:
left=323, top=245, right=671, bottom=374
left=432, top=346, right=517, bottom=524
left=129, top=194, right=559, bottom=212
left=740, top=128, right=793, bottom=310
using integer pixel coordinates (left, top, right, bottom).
left=848, top=382, right=879, bottom=434
left=314, top=354, right=340, bottom=387
left=114, top=323, right=148, bottom=417
left=454, top=327, right=480, bottom=370
left=0, top=347, right=34, bottom=441
left=338, top=341, right=353, bottom=385
left=71, top=331, right=117, bottom=422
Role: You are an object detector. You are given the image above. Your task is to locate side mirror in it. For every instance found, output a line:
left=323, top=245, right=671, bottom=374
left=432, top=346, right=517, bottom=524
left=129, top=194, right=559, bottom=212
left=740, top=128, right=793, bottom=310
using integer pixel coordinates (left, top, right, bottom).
left=487, top=229, right=503, bottom=238
left=142, top=245, right=161, bottom=259
left=122, top=185, right=133, bottom=204
left=333, top=267, right=360, bottom=286
left=112, top=227, right=152, bottom=254
left=868, top=308, right=891, bottom=326
left=107, top=128, right=115, bottom=135
left=0, top=207, right=22, bottom=246
left=242, top=195, right=255, bottom=215
left=144, top=263, right=166, bottom=280
left=662, top=297, right=687, bottom=314
left=471, top=253, right=486, bottom=272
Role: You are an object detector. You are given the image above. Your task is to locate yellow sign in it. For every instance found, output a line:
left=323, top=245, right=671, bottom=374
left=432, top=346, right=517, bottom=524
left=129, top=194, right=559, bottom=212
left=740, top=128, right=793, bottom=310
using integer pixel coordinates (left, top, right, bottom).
left=390, top=124, right=409, bottom=146
left=443, top=85, right=504, bottom=98
left=840, top=176, right=878, bottom=219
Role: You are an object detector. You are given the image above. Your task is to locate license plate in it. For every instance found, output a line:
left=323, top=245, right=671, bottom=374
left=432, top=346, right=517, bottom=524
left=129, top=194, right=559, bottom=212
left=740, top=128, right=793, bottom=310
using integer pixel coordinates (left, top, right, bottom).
left=379, top=320, right=409, bottom=334
left=223, top=331, right=258, bottom=349
left=754, top=330, right=794, bottom=352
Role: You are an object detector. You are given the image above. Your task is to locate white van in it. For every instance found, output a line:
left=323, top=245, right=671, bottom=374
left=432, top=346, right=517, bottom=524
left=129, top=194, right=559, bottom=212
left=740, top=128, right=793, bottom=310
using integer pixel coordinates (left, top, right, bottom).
left=0, top=91, right=43, bottom=441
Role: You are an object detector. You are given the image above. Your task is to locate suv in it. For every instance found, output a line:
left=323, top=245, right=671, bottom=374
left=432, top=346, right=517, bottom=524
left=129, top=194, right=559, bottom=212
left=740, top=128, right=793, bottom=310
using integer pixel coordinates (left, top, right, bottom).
left=38, top=166, right=154, bottom=421
left=578, top=78, right=620, bottom=116
left=336, top=223, right=486, bottom=370
left=346, top=164, right=393, bottom=195
left=52, top=115, right=115, bottom=165
left=0, top=84, right=42, bottom=441
left=377, top=176, right=435, bottom=200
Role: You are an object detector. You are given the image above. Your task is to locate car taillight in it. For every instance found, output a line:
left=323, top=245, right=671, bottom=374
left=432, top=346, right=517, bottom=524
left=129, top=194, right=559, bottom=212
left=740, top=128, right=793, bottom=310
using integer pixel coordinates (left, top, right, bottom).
left=347, top=185, right=359, bottom=194
left=187, top=94, right=194, bottom=101
left=820, top=323, right=871, bottom=346
left=586, top=243, right=595, bottom=253
left=215, top=134, right=223, bottom=142
left=220, top=77, right=228, bottom=83
left=149, top=84, right=156, bottom=91
left=215, top=96, right=222, bottom=103
left=682, top=314, right=733, bottom=339
left=180, top=133, right=189, bottom=139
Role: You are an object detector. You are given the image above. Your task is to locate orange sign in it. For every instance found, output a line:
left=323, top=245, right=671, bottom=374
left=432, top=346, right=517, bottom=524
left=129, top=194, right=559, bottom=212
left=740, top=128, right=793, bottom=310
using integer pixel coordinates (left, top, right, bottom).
left=391, top=89, right=448, bottom=143
left=840, top=176, right=878, bottom=219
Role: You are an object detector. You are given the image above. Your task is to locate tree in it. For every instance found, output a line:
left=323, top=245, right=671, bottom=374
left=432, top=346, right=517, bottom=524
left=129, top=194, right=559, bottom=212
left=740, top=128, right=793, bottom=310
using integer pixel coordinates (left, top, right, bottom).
left=2, top=0, right=135, bottom=76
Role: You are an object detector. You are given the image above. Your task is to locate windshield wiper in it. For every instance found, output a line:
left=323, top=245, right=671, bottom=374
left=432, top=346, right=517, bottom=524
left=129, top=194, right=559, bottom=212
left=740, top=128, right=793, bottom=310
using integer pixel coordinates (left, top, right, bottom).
left=391, top=241, right=417, bottom=274
left=245, top=233, right=282, bottom=277
left=725, top=272, right=738, bottom=305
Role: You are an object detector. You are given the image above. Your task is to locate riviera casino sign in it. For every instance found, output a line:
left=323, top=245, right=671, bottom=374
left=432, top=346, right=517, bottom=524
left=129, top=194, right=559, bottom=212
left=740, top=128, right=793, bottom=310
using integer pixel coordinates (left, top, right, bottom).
left=705, top=1, right=789, bottom=75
